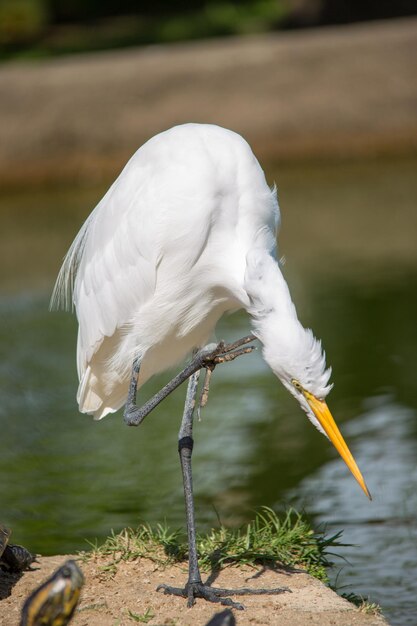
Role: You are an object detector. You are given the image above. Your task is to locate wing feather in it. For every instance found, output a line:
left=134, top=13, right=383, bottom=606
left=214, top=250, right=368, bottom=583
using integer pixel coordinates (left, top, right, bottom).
left=51, top=161, right=158, bottom=383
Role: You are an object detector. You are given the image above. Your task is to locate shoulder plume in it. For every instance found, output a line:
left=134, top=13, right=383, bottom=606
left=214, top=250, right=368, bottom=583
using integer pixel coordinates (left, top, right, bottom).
left=50, top=213, right=93, bottom=311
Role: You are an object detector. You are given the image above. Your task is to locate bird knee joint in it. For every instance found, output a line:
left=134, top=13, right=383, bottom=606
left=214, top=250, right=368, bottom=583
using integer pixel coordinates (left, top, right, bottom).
left=178, top=436, right=194, bottom=453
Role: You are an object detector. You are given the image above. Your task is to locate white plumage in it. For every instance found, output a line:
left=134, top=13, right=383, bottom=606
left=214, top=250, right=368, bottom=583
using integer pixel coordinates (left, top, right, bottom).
left=53, top=123, right=330, bottom=424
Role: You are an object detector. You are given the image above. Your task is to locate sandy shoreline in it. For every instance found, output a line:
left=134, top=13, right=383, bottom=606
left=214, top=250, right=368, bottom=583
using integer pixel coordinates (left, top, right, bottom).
left=0, top=18, right=416, bottom=186
left=0, top=554, right=389, bottom=625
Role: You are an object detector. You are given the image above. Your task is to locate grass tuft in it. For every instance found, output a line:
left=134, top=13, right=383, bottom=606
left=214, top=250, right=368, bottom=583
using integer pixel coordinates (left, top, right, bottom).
left=82, top=507, right=342, bottom=583
left=195, top=507, right=341, bottom=581
left=127, top=607, right=155, bottom=623
left=82, top=522, right=185, bottom=568
left=341, top=592, right=382, bottom=615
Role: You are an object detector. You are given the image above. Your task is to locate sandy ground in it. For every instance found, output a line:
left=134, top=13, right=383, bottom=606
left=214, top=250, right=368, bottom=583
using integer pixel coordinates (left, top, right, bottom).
left=0, top=18, right=416, bottom=186
left=0, top=555, right=389, bottom=626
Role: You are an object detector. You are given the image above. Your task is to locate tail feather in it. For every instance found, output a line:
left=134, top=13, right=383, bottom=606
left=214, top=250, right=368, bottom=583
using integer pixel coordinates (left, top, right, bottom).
left=77, top=363, right=129, bottom=420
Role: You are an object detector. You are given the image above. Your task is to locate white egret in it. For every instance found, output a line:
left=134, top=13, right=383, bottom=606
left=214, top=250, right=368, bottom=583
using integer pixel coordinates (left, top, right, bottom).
left=52, top=123, right=370, bottom=609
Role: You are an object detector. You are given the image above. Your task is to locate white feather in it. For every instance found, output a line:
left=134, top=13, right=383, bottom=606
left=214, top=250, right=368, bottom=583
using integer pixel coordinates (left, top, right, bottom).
left=52, top=123, right=332, bottom=427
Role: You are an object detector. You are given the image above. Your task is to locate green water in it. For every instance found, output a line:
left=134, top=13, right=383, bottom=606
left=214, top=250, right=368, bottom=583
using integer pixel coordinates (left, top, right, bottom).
left=0, top=156, right=416, bottom=624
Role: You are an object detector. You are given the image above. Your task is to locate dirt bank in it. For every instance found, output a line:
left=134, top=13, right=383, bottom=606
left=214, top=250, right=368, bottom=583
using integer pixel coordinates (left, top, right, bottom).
left=0, top=18, right=416, bottom=186
left=0, top=555, right=389, bottom=626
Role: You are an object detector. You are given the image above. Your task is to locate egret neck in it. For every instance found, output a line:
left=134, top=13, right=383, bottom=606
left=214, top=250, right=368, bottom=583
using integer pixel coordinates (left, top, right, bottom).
left=244, top=248, right=371, bottom=499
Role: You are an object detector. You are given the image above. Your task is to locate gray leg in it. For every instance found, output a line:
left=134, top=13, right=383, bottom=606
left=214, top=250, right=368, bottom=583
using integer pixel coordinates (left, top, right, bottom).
left=123, top=335, right=290, bottom=608
left=124, top=335, right=256, bottom=427
left=179, top=371, right=202, bottom=589
left=156, top=358, right=291, bottom=609
left=157, top=369, right=250, bottom=609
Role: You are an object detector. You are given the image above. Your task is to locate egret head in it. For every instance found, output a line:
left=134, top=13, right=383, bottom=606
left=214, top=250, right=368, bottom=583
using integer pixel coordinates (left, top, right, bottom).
left=259, top=317, right=371, bottom=500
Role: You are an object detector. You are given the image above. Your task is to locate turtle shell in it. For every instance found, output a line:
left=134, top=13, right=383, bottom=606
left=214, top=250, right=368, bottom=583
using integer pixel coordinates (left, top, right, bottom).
left=20, top=559, right=84, bottom=626
left=2, top=544, right=35, bottom=572
left=205, top=609, right=236, bottom=626
left=0, top=525, right=35, bottom=572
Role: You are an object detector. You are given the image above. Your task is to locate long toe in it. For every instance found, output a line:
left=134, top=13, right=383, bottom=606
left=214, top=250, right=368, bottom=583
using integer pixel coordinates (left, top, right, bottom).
left=156, top=580, right=289, bottom=610
left=156, top=583, right=187, bottom=598
left=194, top=584, right=244, bottom=610
left=156, top=582, right=245, bottom=609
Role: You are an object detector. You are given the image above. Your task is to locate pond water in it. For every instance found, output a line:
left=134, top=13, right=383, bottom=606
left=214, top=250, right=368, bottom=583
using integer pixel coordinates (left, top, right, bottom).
left=0, top=155, right=416, bottom=625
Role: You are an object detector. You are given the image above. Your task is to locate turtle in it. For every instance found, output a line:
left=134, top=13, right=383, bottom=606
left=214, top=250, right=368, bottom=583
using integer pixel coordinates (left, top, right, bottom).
left=0, top=525, right=35, bottom=573
left=205, top=609, right=236, bottom=626
left=20, top=559, right=84, bottom=626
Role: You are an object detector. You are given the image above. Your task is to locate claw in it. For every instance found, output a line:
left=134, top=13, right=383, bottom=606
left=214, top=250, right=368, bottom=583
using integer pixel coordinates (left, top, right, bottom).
left=156, top=580, right=289, bottom=610
left=197, top=367, right=213, bottom=420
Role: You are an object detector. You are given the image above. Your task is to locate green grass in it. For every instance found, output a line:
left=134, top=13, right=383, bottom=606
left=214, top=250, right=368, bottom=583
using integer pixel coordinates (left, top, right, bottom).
left=341, top=592, right=382, bottom=615
left=83, top=507, right=343, bottom=583
left=127, top=608, right=155, bottom=623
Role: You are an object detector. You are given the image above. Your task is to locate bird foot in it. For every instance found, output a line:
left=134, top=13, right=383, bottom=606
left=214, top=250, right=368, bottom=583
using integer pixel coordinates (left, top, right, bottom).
left=195, top=335, right=256, bottom=420
left=200, top=335, right=257, bottom=369
left=156, top=580, right=290, bottom=609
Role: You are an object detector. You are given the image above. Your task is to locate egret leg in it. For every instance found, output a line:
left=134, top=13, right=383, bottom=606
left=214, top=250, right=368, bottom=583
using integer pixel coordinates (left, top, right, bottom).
left=124, top=335, right=289, bottom=607
left=123, top=335, right=256, bottom=427
left=175, top=371, right=202, bottom=595
left=155, top=349, right=291, bottom=609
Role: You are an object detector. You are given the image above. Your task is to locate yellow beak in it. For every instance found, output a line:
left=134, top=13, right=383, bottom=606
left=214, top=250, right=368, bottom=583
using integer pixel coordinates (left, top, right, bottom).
left=305, top=392, right=372, bottom=500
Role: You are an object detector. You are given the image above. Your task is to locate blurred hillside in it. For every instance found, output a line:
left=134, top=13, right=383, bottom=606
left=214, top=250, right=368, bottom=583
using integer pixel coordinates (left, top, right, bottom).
left=0, top=0, right=416, bottom=59
left=0, top=16, right=416, bottom=186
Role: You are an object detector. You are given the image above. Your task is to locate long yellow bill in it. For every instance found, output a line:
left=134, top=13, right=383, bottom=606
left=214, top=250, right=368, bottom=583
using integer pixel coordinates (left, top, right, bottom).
left=305, top=392, right=372, bottom=500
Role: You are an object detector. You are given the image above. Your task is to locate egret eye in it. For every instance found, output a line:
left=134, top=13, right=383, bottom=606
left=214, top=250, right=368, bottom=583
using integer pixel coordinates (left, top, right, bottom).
left=291, top=379, right=303, bottom=392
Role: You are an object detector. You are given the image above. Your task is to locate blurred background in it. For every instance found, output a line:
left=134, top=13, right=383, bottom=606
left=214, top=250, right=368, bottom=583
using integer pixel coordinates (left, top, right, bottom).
left=0, top=3, right=416, bottom=625
left=0, top=0, right=416, bottom=59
